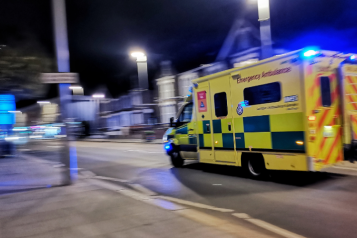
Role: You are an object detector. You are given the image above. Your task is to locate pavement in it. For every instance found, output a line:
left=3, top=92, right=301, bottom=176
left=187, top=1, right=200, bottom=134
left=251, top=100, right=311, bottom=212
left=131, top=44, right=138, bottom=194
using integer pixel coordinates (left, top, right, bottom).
left=0, top=154, right=62, bottom=195
left=0, top=154, right=280, bottom=238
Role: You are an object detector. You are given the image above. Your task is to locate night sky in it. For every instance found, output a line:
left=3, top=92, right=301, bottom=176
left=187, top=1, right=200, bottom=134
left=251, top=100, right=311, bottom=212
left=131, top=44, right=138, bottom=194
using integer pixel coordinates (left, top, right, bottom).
left=1, top=0, right=357, bottom=99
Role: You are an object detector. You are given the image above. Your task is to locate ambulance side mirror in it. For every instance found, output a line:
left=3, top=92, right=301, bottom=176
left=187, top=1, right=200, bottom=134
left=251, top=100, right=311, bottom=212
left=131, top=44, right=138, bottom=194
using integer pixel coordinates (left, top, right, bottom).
left=169, top=117, right=175, bottom=127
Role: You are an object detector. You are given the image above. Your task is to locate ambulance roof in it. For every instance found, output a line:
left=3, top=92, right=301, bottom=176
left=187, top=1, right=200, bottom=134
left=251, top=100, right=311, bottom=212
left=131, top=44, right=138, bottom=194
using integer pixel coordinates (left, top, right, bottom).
left=192, top=49, right=356, bottom=84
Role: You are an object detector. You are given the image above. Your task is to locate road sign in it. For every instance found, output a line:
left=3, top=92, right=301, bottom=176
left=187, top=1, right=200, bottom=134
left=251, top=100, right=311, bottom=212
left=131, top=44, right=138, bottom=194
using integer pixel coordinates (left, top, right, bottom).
left=41, top=73, right=79, bottom=84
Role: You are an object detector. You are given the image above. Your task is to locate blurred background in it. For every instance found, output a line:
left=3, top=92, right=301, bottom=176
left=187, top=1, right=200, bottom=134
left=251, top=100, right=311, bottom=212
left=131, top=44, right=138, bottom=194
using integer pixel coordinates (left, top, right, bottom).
left=1, top=0, right=356, bottom=144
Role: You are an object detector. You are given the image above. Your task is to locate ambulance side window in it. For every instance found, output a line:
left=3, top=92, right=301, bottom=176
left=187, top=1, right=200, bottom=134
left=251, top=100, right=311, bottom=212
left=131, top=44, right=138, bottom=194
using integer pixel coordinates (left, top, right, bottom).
left=320, top=76, right=331, bottom=107
left=244, top=82, right=281, bottom=105
left=178, top=103, right=193, bottom=124
left=214, top=92, right=228, bottom=117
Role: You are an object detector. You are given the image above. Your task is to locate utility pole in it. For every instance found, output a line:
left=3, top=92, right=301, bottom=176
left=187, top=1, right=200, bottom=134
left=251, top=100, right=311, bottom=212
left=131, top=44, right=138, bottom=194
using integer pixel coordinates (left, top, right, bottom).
left=51, top=0, right=75, bottom=185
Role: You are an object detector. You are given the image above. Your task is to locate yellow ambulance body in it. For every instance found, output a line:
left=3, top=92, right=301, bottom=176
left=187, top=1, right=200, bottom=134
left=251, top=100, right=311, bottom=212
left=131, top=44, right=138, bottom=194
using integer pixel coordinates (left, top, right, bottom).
left=164, top=49, right=357, bottom=177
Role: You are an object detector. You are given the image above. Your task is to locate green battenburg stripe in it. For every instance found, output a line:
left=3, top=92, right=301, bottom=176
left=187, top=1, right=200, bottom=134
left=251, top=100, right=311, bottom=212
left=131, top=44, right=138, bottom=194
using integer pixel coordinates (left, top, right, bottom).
left=199, top=134, right=204, bottom=147
left=271, top=131, right=305, bottom=151
left=176, top=126, right=188, bottom=134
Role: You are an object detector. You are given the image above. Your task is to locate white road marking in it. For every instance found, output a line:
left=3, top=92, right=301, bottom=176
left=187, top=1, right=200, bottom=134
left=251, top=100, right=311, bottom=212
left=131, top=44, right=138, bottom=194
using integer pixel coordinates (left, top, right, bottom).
left=332, top=165, right=357, bottom=171
left=245, top=219, right=306, bottom=238
left=94, top=175, right=128, bottom=183
left=212, top=184, right=222, bottom=186
left=176, top=209, right=277, bottom=238
left=158, top=195, right=234, bottom=213
left=232, top=213, right=251, bottom=219
left=88, top=172, right=305, bottom=238
left=81, top=170, right=96, bottom=178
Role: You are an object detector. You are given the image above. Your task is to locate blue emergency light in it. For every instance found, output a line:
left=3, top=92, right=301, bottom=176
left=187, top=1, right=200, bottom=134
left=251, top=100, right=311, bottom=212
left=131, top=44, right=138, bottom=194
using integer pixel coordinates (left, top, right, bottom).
left=303, top=50, right=319, bottom=57
left=164, top=143, right=173, bottom=152
left=350, top=55, right=356, bottom=61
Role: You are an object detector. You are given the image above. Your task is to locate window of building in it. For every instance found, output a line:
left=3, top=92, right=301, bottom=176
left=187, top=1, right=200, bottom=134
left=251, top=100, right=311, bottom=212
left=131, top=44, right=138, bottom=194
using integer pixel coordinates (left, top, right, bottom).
left=214, top=92, right=228, bottom=117
left=178, top=103, right=193, bottom=123
left=244, top=82, right=281, bottom=105
left=320, top=76, right=331, bottom=107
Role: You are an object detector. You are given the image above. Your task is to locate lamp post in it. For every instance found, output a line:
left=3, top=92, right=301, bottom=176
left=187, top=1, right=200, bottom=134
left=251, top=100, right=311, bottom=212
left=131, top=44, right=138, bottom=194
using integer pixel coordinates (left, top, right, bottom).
left=131, top=52, right=148, bottom=90
left=250, top=0, right=273, bottom=59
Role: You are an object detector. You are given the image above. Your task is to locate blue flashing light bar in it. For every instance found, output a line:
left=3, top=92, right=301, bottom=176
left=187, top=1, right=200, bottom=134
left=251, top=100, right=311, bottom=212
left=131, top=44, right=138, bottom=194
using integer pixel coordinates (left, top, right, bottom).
left=303, top=50, right=319, bottom=57
left=350, top=55, right=356, bottom=60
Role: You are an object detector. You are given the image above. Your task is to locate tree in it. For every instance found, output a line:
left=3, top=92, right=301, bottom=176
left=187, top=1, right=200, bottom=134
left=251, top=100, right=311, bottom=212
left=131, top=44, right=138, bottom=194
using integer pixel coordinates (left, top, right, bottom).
left=0, top=35, right=54, bottom=101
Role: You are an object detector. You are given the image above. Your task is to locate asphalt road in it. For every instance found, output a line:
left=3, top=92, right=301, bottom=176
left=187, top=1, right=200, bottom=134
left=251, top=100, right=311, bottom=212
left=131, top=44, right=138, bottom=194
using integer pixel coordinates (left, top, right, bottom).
left=75, top=141, right=357, bottom=238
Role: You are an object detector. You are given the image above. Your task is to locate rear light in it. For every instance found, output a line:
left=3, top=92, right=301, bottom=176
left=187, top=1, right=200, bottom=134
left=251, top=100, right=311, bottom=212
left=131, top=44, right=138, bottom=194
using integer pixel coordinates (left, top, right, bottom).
left=308, top=115, right=316, bottom=121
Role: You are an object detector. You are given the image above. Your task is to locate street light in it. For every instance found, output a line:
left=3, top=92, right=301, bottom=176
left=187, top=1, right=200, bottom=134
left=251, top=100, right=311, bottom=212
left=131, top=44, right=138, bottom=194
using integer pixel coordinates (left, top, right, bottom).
left=130, top=51, right=148, bottom=90
left=249, top=0, right=273, bottom=59
left=92, top=94, right=105, bottom=98
left=37, top=101, right=51, bottom=104
left=131, top=52, right=145, bottom=58
left=69, top=86, right=83, bottom=90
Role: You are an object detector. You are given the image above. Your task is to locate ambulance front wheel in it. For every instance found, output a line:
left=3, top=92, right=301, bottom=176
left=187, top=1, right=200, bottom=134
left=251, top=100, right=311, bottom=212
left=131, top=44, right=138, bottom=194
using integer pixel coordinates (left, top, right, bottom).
left=170, top=151, right=184, bottom=168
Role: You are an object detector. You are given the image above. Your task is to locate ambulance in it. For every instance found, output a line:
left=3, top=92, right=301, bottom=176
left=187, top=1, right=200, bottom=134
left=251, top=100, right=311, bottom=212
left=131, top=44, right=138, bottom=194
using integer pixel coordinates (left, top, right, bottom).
left=163, top=48, right=357, bottom=178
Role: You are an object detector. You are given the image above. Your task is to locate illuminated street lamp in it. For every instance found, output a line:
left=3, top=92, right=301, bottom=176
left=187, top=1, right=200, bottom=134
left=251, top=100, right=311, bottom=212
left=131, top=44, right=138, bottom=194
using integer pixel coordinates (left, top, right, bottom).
left=130, top=51, right=148, bottom=90
left=69, top=86, right=82, bottom=90
left=249, top=0, right=273, bottom=59
left=131, top=52, right=145, bottom=58
left=92, top=94, right=105, bottom=98
left=37, top=101, right=51, bottom=104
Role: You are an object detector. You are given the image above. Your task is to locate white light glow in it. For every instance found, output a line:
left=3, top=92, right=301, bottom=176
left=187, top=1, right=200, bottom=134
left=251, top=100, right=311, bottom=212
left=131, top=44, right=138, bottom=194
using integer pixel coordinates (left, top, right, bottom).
left=69, top=86, right=83, bottom=89
left=131, top=52, right=145, bottom=58
left=13, top=128, right=27, bottom=131
left=30, top=135, right=43, bottom=139
left=5, top=137, right=20, bottom=141
left=8, top=111, right=22, bottom=114
left=37, top=101, right=51, bottom=104
left=258, top=0, right=269, bottom=8
left=92, top=94, right=105, bottom=98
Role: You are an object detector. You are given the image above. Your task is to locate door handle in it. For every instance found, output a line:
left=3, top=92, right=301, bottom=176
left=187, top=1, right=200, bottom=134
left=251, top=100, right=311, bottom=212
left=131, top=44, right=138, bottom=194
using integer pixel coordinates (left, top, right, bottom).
left=189, top=129, right=194, bottom=131
left=206, top=124, right=210, bottom=133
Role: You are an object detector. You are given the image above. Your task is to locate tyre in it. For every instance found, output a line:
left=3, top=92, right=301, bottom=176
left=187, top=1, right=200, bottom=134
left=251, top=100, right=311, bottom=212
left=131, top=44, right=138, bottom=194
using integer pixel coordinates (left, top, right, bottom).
left=242, top=153, right=267, bottom=179
left=170, top=151, right=184, bottom=168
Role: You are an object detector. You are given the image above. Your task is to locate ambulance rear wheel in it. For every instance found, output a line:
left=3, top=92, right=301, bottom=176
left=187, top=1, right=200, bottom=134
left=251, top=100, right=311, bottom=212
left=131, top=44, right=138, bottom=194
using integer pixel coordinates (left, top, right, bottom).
left=170, top=151, right=184, bottom=168
left=243, top=153, right=267, bottom=179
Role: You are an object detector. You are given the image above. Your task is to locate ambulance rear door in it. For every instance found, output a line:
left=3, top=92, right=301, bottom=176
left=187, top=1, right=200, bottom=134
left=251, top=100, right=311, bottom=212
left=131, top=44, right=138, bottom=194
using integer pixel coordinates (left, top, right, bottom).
left=341, top=64, right=357, bottom=146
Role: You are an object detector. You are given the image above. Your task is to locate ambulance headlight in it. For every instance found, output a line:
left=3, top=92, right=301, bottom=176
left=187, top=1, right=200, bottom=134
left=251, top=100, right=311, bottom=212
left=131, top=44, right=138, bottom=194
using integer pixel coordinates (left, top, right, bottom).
left=162, top=128, right=173, bottom=142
